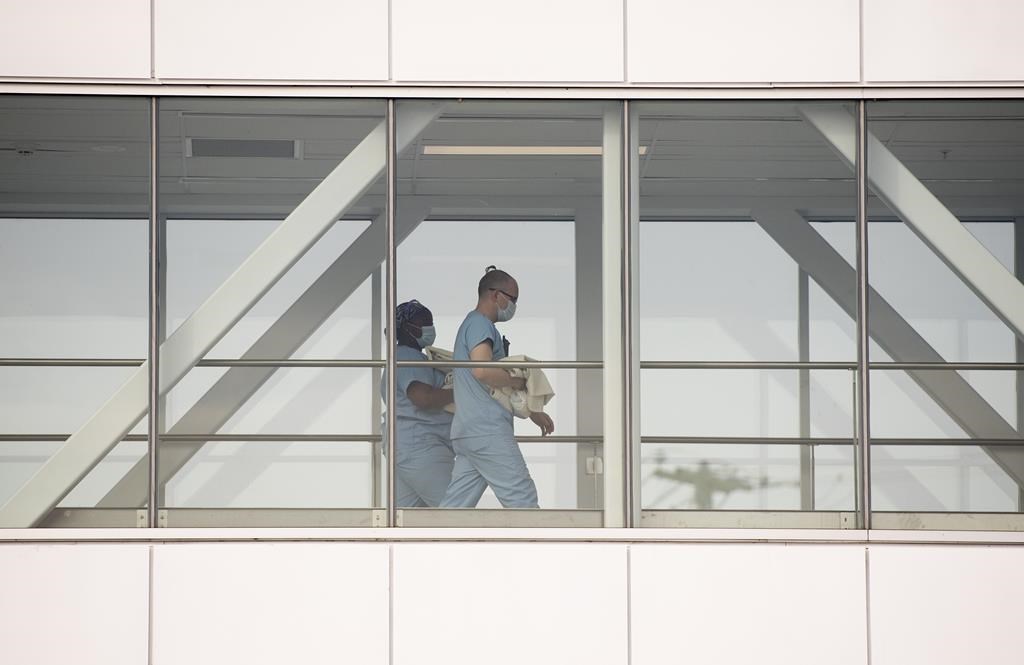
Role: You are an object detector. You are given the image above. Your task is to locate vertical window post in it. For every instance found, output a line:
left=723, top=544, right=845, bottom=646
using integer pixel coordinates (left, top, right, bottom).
left=147, top=96, right=160, bottom=528
left=602, top=102, right=625, bottom=527
left=603, top=100, right=640, bottom=527
left=618, top=99, right=634, bottom=524
left=855, top=100, right=872, bottom=529
left=1015, top=218, right=1024, bottom=511
left=385, top=99, right=399, bottom=528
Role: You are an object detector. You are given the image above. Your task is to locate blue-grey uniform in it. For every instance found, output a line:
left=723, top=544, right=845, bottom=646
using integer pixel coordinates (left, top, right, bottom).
left=381, top=344, right=455, bottom=507
left=440, top=311, right=538, bottom=508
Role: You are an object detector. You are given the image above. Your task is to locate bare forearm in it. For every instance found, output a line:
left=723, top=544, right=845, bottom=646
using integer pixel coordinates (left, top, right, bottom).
left=468, top=341, right=522, bottom=390
left=473, top=367, right=519, bottom=389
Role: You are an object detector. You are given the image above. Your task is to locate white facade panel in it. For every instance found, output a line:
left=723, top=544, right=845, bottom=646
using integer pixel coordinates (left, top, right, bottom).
left=154, top=0, right=388, bottom=81
left=391, top=0, right=624, bottom=82
left=0, top=544, right=149, bottom=665
left=628, top=0, right=860, bottom=83
left=863, top=0, right=1024, bottom=82
left=869, top=545, right=1024, bottom=665
left=392, top=543, right=629, bottom=665
left=151, top=543, right=389, bottom=665
left=6, top=537, right=1024, bottom=663
left=0, top=0, right=151, bottom=79
left=630, top=544, right=868, bottom=665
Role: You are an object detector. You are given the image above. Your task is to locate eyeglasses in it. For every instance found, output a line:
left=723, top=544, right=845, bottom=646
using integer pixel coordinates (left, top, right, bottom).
left=489, top=288, right=518, bottom=304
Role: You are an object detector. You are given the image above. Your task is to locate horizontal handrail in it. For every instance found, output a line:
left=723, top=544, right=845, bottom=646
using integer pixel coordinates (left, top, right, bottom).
left=5, top=358, right=1022, bottom=370
left=515, top=435, right=602, bottom=443
left=0, top=434, right=599, bottom=444
left=641, top=436, right=853, bottom=445
left=396, top=360, right=602, bottom=369
left=641, top=437, right=1024, bottom=447
left=4, top=434, right=1020, bottom=446
left=640, top=361, right=856, bottom=370
left=871, top=362, right=1024, bottom=371
left=0, top=434, right=381, bottom=443
left=872, top=438, right=1024, bottom=447
left=161, top=434, right=382, bottom=442
left=0, top=358, right=145, bottom=367
left=0, top=358, right=387, bottom=368
left=200, top=359, right=385, bottom=368
left=0, top=434, right=151, bottom=442
left=0, top=358, right=598, bottom=369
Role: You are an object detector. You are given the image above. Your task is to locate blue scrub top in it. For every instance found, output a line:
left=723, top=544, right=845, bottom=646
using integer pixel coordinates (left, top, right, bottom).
left=381, top=344, right=454, bottom=450
left=451, top=310, right=512, bottom=440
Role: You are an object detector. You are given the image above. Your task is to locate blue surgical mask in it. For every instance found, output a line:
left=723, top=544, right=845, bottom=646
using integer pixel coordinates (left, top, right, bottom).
left=496, top=300, right=516, bottom=322
left=415, top=325, right=436, bottom=348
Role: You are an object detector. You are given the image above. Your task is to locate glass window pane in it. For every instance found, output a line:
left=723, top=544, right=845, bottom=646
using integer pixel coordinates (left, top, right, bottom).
left=867, top=101, right=1024, bottom=527
left=637, top=101, right=859, bottom=527
left=157, top=98, right=386, bottom=527
left=394, top=100, right=606, bottom=525
left=0, top=96, right=150, bottom=528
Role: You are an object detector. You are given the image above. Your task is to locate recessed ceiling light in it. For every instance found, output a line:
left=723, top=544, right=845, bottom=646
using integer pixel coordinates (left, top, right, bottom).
left=187, top=138, right=301, bottom=159
left=423, top=145, right=647, bottom=156
left=90, top=145, right=127, bottom=153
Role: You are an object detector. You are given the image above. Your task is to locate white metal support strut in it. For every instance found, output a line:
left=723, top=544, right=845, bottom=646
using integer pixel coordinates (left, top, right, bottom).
left=798, top=104, right=1024, bottom=343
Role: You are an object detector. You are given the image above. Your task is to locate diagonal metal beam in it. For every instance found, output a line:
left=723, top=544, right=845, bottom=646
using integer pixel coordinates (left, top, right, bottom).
left=798, top=104, right=1024, bottom=342
left=754, top=209, right=1024, bottom=491
left=0, top=103, right=443, bottom=527
left=96, top=203, right=430, bottom=508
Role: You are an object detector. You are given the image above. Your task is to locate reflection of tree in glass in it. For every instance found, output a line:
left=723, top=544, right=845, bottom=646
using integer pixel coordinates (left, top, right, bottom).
left=645, top=453, right=797, bottom=510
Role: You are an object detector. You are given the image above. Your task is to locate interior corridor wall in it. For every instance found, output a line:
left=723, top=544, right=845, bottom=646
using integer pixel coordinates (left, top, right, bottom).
left=2, top=536, right=1023, bottom=665
left=2, top=1, right=1024, bottom=85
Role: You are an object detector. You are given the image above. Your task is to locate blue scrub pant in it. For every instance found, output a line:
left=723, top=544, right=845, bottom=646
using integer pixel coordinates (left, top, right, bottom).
left=440, top=434, right=539, bottom=508
left=394, top=436, right=455, bottom=508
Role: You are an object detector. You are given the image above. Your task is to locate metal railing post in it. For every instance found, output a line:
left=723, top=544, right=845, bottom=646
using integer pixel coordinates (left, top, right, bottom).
left=798, top=269, right=815, bottom=510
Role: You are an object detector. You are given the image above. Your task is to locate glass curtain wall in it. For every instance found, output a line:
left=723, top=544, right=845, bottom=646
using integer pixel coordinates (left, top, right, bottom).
left=865, top=101, right=1024, bottom=526
left=0, top=95, right=151, bottom=528
left=3, top=94, right=1023, bottom=530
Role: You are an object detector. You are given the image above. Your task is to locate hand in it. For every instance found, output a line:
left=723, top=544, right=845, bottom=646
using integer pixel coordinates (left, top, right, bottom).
left=510, top=376, right=528, bottom=391
left=530, top=412, right=554, bottom=436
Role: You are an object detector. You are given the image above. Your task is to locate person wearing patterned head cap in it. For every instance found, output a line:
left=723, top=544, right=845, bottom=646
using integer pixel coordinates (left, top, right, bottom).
left=440, top=266, right=554, bottom=509
left=380, top=300, right=455, bottom=507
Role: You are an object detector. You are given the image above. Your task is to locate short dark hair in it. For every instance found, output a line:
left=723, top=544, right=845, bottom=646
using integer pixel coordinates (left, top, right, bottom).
left=478, top=265, right=514, bottom=297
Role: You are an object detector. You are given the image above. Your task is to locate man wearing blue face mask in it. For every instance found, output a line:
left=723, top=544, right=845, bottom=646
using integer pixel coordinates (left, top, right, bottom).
left=381, top=300, right=455, bottom=507
left=440, top=266, right=555, bottom=508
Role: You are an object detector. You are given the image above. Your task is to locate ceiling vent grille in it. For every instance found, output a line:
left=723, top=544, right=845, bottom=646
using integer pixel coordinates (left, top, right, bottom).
left=187, top=138, right=300, bottom=159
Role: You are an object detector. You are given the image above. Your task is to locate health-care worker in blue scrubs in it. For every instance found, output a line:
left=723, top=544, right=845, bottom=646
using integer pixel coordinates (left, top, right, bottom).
left=440, top=266, right=555, bottom=508
left=382, top=300, right=455, bottom=507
